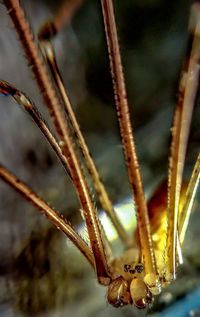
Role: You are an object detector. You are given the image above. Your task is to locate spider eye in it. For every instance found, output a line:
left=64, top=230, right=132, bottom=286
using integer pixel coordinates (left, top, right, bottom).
left=107, top=277, right=131, bottom=307
left=130, top=278, right=153, bottom=309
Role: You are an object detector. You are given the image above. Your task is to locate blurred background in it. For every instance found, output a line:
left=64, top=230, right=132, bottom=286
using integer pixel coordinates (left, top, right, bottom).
left=0, top=0, right=199, bottom=316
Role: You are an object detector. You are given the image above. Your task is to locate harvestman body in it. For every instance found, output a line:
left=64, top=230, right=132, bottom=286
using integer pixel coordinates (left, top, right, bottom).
left=0, top=0, right=200, bottom=310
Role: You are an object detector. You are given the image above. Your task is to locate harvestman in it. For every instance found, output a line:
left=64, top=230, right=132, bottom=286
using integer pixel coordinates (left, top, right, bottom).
left=0, top=0, right=200, bottom=309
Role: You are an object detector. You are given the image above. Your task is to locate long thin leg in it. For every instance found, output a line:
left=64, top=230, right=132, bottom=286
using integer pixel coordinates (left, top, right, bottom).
left=37, top=0, right=127, bottom=251
left=3, top=0, right=110, bottom=285
left=0, top=80, right=71, bottom=179
left=0, top=78, right=113, bottom=281
left=38, top=0, right=121, bottom=256
left=0, top=164, right=94, bottom=268
left=179, top=153, right=200, bottom=245
left=37, top=38, right=130, bottom=246
left=37, top=0, right=117, bottom=259
left=38, top=0, right=84, bottom=40
left=165, top=3, right=200, bottom=282
left=175, top=152, right=200, bottom=265
left=101, top=0, right=160, bottom=293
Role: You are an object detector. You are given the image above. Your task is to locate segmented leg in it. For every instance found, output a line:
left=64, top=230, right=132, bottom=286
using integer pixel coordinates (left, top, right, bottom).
left=0, top=80, right=71, bottom=178
left=38, top=0, right=84, bottom=40
left=101, top=0, right=160, bottom=293
left=0, top=165, right=94, bottom=268
left=38, top=30, right=130, bottom=246
left=165, top=3, right=200, bottom=282
left=3, top=0, right=111, bottom=285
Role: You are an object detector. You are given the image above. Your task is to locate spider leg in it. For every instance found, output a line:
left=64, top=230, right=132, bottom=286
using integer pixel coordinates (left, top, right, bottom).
left=37, top=24, right=130, bottom=246
left=175, top=153, right=200, bottom=265
left=38, top=0, right=116, bottom=263
left=165, top=3, right=200, bottom=282
left=101, top=0, right=161, bottom=294
left=3, top=0, right=111, bottom=285
left=0, top=164, right=94, bottom=268
left=0, top=80, right=71, bottom=178
left=37, top=0, right=84, bottom=41
left=37, top=0, right=116, bottom=264
left=179, top=153, right=200, bottom=245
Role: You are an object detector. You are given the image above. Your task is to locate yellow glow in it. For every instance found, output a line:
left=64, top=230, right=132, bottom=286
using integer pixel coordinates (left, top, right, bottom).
left=78, top=198, right=136, bottom=242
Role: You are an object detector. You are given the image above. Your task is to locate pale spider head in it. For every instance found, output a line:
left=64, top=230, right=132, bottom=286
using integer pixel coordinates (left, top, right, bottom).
left=107, top=276, right=153, bottom=309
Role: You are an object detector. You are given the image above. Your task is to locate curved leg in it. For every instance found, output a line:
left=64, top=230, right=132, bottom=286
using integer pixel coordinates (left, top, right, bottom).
left=0, top=164, right=94, bottom=268
left=3, top=0, right=111, bottom=285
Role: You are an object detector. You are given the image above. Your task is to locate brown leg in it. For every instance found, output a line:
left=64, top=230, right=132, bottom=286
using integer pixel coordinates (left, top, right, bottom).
left=38, top=0, right=84, bottom=41
left=101, top=0, right=160, bottom=293
left=0, top=165, right=94, bottom=268
left=0, top=80, right=71, bottom=178
left=38, top=36, right=130, bottom=247
left=3, top=0, right=111, bottom=285
left=165, top=3, right=200, bottom=282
